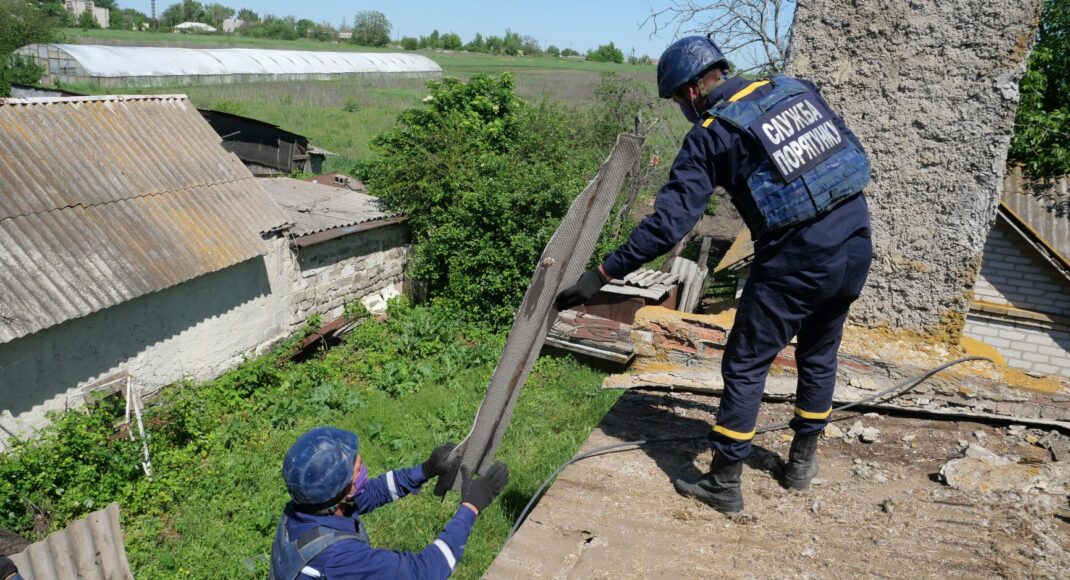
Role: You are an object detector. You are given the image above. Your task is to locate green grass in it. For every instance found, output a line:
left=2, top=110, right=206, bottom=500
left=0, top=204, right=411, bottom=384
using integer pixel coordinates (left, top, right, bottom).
left=0, top=302, right=620, bottom=578
left=59, top=29, right=673, bottom=160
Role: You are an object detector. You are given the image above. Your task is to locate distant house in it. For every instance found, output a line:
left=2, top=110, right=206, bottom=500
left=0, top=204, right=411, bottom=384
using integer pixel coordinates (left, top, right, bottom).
left=338, top=31, right=353, bottom=41
left=0, top=95, right=409, bottom=444
left=65, top=1, right=109, bottom=29
left=222, top=18, right=244, bottom=34
left=173, top=21, right=218, bottom=33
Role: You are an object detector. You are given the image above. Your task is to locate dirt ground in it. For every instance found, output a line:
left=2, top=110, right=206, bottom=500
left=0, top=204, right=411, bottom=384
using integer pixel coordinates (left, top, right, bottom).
left=486, top=390, right=1070, bottom=578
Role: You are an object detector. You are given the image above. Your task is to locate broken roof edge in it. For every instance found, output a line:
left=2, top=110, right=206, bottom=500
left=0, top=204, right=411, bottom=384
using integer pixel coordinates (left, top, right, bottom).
left=997, top=201, right=1070, bottom=281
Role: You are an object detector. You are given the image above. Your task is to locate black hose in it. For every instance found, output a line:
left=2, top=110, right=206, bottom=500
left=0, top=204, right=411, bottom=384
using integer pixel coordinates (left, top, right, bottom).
left=506, top=355, right=993, bottom=541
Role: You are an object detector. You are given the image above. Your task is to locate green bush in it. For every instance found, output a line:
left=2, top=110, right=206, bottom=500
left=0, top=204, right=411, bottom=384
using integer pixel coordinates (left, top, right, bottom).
left=355, top=74, right=622, bottom=327
left=586, top=42, right=624, bottom=64
left=1009, top=0, right=1070, bottom=176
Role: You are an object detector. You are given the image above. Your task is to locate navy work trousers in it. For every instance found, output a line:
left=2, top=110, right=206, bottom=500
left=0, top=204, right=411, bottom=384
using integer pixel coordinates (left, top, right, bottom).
left=711, top=234, right=873, bottom=462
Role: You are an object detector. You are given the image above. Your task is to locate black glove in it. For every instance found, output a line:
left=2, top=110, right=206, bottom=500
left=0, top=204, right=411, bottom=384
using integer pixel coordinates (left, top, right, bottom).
left=555, top=268, right=607, bottom=311
left=0, top=556, right=18, bottom=580
left=422, top=442, right=459, bottom=479
left=460, top=461, right=509, bottom=513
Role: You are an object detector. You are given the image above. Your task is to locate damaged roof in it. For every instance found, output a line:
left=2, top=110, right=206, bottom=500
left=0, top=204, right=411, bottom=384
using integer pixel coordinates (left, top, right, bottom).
left=257, top=177, right=397, bottom=239
left=0, top=95, right=288, bottom=343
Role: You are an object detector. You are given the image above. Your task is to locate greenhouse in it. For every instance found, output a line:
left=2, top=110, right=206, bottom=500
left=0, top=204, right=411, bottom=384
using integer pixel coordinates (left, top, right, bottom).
left=15, top=44, right=443, bottom=87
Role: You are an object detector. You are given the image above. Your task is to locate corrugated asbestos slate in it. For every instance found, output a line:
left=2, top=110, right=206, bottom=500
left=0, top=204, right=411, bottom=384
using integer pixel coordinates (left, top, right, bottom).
left=257, top=177, right=394, bottom=238
left=0, top=95, right=288, bottom=343
left=1002, top=170, right=1070, bottom=271
left=10, top=502, right=133, bottom=580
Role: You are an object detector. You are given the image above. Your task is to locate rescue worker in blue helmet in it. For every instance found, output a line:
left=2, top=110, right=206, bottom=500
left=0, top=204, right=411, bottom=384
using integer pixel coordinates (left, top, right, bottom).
left=557, top=36, right=872, bottom=513
left=271, top=426, right=509, bottom=579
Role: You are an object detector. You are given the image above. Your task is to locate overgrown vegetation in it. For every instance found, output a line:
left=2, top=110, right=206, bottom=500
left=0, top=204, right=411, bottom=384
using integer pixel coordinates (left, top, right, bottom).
left=0, top=0, right=59, bottom=95
left=355, top=73, right=649, bottom=327
left=0, top=299, right=619, bottom=577
left=1009, top=0, right=1070, bottom=176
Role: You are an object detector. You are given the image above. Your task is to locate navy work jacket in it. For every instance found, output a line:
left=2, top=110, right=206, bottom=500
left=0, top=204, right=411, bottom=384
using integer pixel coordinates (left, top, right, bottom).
left=603, top=75, right=871, bottom=280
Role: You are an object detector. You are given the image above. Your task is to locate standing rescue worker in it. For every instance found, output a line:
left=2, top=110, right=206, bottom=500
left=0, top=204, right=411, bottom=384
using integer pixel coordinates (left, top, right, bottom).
left=271, top=427, right=509, bottom=579
left=556, top=36, right=872, bottom=513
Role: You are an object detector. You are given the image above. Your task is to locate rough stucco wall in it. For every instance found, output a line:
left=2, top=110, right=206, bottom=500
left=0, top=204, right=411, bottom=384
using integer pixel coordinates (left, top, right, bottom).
left=287, top=224, right=409, bottom=330
left=785, top=0, right=1043, bottom=335
left=0, top=237, right=295, bottom=443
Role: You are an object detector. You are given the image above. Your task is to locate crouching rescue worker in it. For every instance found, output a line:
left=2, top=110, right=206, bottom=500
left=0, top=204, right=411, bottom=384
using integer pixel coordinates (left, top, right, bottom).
left=557, top=36, right=872, bottom=513
left=271, top=426, right=509, bottom=579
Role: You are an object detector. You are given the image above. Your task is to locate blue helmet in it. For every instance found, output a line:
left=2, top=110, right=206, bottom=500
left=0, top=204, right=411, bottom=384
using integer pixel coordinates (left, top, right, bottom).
left=656, top=35, right=728, bottom=98
left=283, top=426, right=359, bottom=507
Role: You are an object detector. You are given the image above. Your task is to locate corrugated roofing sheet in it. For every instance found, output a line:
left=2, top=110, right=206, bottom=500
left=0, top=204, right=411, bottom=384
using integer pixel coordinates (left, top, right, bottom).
left=10, top=502, right=133, bottom=580
left=1002, top=170, right=1070, bottom=271
left=0, top=95, right=288, bottom=343
left=257, top=177, right=393, bottom=237
left=34, top=44, right=441, bottom=78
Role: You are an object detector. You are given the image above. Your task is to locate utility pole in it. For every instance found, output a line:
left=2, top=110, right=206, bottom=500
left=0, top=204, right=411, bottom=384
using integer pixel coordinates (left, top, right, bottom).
left=151, top=0, right=157, bottom=28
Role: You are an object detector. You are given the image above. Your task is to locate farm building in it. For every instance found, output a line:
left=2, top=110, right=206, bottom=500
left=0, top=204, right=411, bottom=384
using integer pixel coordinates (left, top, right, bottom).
left=0, top=95, right=408, bottom=444
left=14, top=44, right=443, bottom=87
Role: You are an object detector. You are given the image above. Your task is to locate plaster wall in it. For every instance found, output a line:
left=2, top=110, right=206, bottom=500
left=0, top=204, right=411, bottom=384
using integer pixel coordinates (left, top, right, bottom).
left=0, top=237, right=295, bottom=444
left=785, top=0, right=1044, bottom=334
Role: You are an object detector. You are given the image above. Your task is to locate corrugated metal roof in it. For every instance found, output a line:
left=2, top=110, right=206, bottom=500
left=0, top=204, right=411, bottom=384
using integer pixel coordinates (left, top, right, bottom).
left=10, top=502, right=133, bottom=580
left=0, top=95, right=288, bottom=343
left=258, top=177, right=393, bottom=238
left=24, top=44, right=442, bottom=78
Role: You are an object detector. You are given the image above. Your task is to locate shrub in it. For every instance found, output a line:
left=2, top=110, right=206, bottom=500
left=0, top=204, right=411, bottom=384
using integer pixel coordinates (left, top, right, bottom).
left=586, top=42, right=624, bottom=64
left=355, top=74, right=617, bottom=327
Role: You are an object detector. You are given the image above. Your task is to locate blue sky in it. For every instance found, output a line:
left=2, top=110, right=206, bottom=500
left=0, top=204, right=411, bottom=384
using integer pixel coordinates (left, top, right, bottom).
left=119, top=1, right=698, bottom=58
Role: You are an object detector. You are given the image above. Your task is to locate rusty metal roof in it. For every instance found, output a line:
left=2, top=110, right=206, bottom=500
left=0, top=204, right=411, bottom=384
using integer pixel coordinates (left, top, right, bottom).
left=10, top=502, right=133, bottom=579
left=0, top=95, right=287, bottom=343
left=257, top=177, right=394, bottom=238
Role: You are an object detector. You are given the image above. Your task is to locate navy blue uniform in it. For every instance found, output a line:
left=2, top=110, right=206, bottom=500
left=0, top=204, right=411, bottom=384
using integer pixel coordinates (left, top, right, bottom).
left=283, top=465, right=474, bottom=579
left=603, top=75, right=872, bottom=461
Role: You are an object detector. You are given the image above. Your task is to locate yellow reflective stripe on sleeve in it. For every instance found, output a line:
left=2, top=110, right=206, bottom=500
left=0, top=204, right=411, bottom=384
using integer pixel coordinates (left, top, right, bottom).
left=712, top=424, right=756, bottom=441
left=794, top=407, right=833, bottom=420
left=701, top=117, right=715, bottom=128
left=728, top=80, right=770, bottom=102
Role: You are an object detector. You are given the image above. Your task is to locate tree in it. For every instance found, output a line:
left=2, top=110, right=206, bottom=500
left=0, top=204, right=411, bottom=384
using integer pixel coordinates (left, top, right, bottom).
left=502, top=29, right=521, bottom=55
left=1009, top=0, right=1070, bottom=176
left=465, top=32, right=485, bottom=53
left=520, top=35, right=541, bottom=55
left=560, top=48, right=580, bottom=57
left=351, top=10, right=390, bottom=46
left=77, top=9, right=100, bottom=30
left=643, top=0, right=792, bottom=73
left=117, top=8, right=150, bottom=30
left=236, top=8, right=258, bottom=23
left=427, top=29, right=440, bottom=49
left=485, top=35, right=503, bottom=54
left=546, top=44, right=560, bottom=57
left=202, top=3, right=235, bottom=28
left=586, top=42, right=624, bottom=63
left=0, top=0, right=58, bottom=94
left=295, top=18, right=315, bottom=38
left=441, top=32, right=462, bottom=50
left=162, top=1, right=205, bottom=27
left=401, top=36, right=419, bottom=50
left=93, top=0, right=118, bottom=8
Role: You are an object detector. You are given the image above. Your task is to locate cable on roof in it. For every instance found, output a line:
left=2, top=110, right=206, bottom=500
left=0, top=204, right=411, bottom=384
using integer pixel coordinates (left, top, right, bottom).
left=505, top=355, right=995, bottom=542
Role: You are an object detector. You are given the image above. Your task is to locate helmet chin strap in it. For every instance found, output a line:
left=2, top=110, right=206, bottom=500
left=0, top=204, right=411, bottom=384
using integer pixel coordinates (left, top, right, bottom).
left=680, top=74, right=729, bottom=123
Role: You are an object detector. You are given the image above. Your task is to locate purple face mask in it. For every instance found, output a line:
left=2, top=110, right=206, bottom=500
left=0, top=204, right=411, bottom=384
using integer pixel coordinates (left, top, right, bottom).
left=347, top=463, right=368, bottom=499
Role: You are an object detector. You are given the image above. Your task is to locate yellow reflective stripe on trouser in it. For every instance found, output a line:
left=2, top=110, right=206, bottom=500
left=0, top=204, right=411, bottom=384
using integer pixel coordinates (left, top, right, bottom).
left=701, top=117, right=715, bottom=128
left=712, top=424, right=756, bottom=441
left=728, top=80, right=770, bottom=102
left=795, top=406, right=833, bottom=420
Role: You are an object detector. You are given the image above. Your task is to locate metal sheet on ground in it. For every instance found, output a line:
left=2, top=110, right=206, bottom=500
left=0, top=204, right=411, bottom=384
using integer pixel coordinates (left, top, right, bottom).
left=441, top=134, right=644, bottom=487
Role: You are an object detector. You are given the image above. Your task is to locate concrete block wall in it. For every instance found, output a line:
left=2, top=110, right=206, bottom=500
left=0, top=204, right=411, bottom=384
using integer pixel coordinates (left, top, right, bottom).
left=972, top=221, right=1070, bottom=318
left=288, top=224, right=409, bottom=328
left=965, top=317, right=1070, bottom=377
left=785, top=0, right=1044, bottom=335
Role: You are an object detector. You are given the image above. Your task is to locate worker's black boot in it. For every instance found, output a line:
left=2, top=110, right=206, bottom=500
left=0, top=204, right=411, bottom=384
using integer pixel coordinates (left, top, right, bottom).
left=673, top=452, right=744, bottom=513
left=782, top=433, right=820, bottom=490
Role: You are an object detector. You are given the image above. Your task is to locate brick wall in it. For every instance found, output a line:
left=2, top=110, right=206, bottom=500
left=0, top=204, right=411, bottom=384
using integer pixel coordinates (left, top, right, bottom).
left=972, top=221, right=1070, bottom=317
left=288, top=223, right=410, bottom=329
left=965, top=220, right=1070, bottom=377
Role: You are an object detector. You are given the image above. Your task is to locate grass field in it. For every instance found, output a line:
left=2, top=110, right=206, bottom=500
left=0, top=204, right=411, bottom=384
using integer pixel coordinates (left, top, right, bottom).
left=61, top=29, right=686, bottom=161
